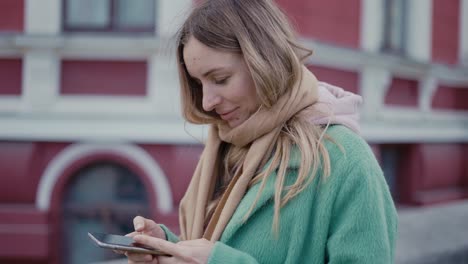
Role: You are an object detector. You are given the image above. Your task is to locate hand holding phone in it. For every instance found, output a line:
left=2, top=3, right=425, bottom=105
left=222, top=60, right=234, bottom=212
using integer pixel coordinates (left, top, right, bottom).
left=88, top=232, right=170, bottom=256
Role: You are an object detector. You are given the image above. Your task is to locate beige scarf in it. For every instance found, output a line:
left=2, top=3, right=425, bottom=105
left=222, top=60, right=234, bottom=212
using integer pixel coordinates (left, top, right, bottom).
left=179, top=66, right=319, bottom=241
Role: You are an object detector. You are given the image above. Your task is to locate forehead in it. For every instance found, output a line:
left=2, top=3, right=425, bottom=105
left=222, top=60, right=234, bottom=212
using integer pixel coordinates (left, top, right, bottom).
left=182, top=37, right=242, bottom=76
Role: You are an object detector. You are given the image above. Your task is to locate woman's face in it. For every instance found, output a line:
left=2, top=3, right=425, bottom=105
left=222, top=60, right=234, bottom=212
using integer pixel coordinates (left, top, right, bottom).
left=183, top=36, right=260, bottom=128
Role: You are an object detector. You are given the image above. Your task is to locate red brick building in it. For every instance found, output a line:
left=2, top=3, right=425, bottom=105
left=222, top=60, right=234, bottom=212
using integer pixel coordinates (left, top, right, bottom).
left=0, top=0, right=467, bottom=263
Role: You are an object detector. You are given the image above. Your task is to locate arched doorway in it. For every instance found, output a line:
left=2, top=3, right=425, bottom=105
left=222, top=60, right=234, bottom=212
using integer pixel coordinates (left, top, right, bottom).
left=61, top=161, right=150, bottom=264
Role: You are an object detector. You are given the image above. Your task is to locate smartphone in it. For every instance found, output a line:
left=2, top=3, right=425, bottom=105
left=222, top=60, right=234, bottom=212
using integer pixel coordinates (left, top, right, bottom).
left=88, top=232, right=170, bottom=256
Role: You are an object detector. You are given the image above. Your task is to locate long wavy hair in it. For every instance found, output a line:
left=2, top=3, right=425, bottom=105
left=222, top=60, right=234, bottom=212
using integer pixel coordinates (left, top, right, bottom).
left=176, top=0, right=332, bottom=233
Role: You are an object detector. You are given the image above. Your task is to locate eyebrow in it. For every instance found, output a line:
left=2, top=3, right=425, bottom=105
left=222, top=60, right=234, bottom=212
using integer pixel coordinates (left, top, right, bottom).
left=202, top=67, right=227, bottom=78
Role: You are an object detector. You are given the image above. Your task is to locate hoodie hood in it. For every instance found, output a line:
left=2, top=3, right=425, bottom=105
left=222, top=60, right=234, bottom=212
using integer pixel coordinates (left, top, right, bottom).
left=309, top=82, right=363, bottom=134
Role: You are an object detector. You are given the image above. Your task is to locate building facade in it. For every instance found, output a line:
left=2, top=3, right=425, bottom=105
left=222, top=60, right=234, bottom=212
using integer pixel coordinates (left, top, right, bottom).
left=0, top=0, right=467, bottom=263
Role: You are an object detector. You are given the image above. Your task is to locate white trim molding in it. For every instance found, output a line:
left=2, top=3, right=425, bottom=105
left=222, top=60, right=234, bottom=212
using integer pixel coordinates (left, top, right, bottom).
left=50, top=96, right=159, bottom=116
left=157, top=0, right=192, bottom=37
left=460, top=0, right=468, bottom=65
left=148, top=54, right=181, bottom=117
left=362, top=120, right=468, bottom=143
left=360, top=0, right=385, bottom=52
left=359, top=66, right=392, bottom=119
left=0, top=116, right=207, bottom=144
left=25, top=0, right=61, bottom=35
left=0, top=97, right=22, bottom=113
left=21, top=50, right=60, bottom=112
left=36, top=143, right=174, bottom=213
left=406, top=1, right=433, bottom=62
left=419, top=75, right=438, bottom=112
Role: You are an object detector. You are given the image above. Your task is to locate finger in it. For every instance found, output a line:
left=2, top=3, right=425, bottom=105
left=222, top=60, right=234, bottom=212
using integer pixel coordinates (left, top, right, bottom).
left=113, top=249, right=125, bottom=255
left=126, top=231, right=139, bottom=238
left=134, top=235, right=180, bottom=257
left=133, top=216, right=158, bottom=232
left=133, top=216, right=148, bottom=232
left=125, top=252, right=153, bottom=262
left=127, top=259, right=157, bottom=264
left=157, top=255, right=174, bottom=264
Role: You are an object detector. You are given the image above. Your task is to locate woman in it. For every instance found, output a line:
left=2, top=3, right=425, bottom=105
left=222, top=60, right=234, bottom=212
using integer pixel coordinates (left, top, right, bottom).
left=126, top=0, right=397, bottom=263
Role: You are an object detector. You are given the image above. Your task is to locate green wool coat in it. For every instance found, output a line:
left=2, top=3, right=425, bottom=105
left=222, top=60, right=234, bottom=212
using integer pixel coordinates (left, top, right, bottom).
left=161, top=125, right=398, bottom=263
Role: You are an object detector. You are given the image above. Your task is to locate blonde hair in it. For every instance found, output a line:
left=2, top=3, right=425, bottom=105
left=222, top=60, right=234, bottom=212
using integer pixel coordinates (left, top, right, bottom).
left=176, top=0, right=332, bottom=234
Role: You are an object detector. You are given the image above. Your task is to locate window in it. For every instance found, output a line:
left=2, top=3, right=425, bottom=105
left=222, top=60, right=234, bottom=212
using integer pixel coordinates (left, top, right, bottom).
left=63, top=0, right=156, bottom=33
left=62, top=162, right=150, bottom=264
left=382, top=0, right=407, bottom=53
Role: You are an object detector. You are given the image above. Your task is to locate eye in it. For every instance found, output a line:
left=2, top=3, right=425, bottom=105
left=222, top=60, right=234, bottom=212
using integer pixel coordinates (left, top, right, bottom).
left=214, top=77, right=229, bottom=85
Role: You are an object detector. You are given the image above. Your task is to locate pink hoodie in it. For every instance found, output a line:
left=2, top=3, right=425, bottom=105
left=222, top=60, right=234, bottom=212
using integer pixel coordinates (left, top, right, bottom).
left=309, top=82, right=363, bottom=134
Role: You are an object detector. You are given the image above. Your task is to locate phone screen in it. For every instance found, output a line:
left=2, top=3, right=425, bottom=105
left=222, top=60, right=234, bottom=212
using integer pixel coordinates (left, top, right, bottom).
left=88, top=232, right=169, bottom=255
left=92, top=232, right=136, bottom=247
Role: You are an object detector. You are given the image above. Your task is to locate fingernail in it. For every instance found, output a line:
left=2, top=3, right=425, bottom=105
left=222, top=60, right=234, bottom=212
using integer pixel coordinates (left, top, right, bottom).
left=135, top=223, right=143, bottom=230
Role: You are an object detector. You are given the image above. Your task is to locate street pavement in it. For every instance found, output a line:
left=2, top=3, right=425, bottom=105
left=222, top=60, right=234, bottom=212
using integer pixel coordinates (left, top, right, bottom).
left=396, top=200, right=468, bottom=264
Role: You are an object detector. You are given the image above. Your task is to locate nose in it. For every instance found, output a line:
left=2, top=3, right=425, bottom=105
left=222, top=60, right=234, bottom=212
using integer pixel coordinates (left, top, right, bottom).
left=202, top=85, right=222, bottom=112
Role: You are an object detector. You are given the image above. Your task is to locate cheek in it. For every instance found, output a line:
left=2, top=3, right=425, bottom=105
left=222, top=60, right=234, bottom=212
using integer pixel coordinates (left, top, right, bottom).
left=226, top=74, right=259, bottom=109
left=234, top=87, right=257, bottom=109
left=244, top=82, right=259, bottom=109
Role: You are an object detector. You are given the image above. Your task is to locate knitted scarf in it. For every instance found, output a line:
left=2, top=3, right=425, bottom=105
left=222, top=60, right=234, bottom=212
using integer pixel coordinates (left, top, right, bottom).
left=179, top=66, right=319, bottom=241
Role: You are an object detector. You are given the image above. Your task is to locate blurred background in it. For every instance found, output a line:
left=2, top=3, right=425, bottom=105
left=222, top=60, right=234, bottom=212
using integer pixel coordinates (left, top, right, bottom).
left=0, top=0, right=466, bottom=263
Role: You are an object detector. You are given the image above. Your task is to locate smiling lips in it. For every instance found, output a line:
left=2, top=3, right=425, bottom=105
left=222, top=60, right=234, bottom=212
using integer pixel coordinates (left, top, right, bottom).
left=219, top=108, right=238, bottom=120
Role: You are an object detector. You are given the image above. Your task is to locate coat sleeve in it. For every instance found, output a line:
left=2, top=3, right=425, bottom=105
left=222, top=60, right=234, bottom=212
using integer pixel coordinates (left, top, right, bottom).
left=326, top=156, right=398, bottom=263
left=159, top=224, right=180, bottom=243
left=208, top=242, right=260, bottom=264
left=160, top=225, right=260, bottom=263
